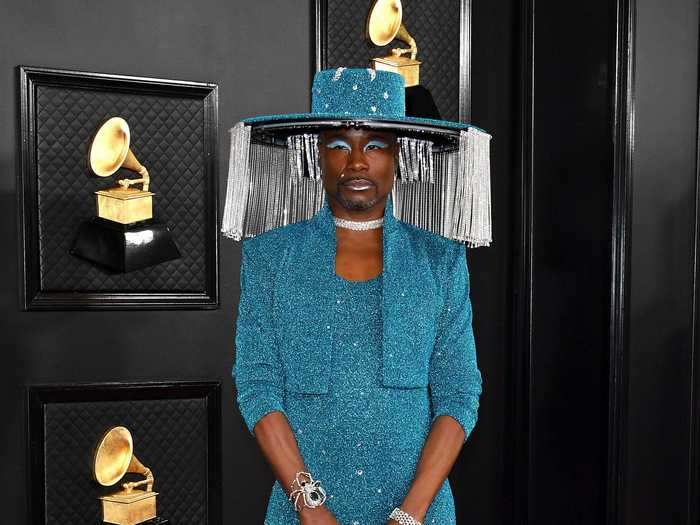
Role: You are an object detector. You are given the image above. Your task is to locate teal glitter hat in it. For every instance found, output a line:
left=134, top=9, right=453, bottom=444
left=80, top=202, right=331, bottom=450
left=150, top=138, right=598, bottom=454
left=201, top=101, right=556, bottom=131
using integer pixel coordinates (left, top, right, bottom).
left=244, top=67, right=486, bottom=139
left=222, top=67, right=492, bottom=247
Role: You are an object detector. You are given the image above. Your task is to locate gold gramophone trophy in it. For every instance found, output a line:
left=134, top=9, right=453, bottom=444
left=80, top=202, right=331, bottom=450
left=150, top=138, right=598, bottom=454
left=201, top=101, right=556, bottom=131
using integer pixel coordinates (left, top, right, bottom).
left=366, top=0, right=441, bottom=119
left=70, top=116, right=181, bottom=272
left=367, top=0, right=420, bottom=86
left=93, top=426, right=166, bottom=525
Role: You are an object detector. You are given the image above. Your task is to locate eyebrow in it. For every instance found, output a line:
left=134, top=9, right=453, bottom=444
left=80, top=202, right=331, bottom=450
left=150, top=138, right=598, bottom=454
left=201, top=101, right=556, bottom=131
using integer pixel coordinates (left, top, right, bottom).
left=320, top=131, right=345, bottom=141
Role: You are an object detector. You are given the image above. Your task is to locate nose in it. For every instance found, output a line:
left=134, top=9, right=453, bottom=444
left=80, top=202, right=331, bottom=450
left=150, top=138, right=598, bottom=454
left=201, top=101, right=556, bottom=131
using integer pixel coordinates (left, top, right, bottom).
left=345, top=144, right=369, bottom=173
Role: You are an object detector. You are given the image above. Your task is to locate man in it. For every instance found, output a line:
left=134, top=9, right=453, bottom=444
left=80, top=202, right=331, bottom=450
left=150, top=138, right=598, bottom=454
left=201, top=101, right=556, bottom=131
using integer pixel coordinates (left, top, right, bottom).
left=223, top=68, right=490, bottom=525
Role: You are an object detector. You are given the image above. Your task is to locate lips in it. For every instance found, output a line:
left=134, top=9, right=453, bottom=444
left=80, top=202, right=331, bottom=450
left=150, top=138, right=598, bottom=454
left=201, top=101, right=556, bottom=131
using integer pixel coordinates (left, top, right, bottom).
left=342, top=178, right=374, bottom=190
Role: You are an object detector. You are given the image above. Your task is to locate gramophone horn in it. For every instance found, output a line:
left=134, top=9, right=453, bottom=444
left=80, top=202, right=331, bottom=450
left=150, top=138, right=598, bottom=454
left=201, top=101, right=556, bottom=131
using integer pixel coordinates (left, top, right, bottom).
left=366, top=0, right=403, bottom=46
left=366, top=0, right=417, bottom=61
left=94, top=426, right=134, bottom=486
left=94, top=426, right=154, bottom=492
left=88, top=116, right=150, bottom=190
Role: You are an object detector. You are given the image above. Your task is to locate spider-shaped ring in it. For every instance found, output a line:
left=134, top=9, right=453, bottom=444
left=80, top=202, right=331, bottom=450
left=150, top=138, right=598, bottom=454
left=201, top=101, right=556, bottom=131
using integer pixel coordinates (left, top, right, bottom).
left=288, top=471, right=327, bottom=512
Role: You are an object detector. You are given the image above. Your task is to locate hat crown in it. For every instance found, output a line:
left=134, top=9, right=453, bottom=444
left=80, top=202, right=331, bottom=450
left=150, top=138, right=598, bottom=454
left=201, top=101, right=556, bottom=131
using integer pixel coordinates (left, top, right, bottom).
left=311, top=68, right=406, bottom=118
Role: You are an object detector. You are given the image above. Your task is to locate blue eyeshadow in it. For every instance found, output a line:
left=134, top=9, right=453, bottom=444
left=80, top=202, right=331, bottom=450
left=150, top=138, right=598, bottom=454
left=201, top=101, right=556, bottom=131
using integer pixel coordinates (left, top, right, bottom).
left=326, top=138, right=351, bottom=150
left=365, top=139, right=389, bottom=150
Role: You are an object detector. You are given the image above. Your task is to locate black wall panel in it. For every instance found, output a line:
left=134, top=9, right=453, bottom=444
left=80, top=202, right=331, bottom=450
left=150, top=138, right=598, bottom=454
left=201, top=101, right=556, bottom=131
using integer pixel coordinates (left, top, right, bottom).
left=627, top=0, right=699, bottom=522
left=468, top=0, right=517, bottom=523
left=517, top=0, right=616, bottom=522
left=533, top=1, right=613, bottom=520
left=514, top=0, right=700, bottom=522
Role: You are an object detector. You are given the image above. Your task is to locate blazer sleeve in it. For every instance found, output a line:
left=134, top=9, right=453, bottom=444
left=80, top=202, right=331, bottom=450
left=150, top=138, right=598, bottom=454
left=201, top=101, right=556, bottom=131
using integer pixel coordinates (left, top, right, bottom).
left=232, top=238, right=287, bottom=437
left=428, top=241, right=483, bottom=443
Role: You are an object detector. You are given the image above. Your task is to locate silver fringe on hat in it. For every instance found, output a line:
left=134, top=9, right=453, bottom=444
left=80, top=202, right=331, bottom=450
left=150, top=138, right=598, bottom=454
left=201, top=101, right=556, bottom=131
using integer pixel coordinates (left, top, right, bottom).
left=221, top=122, right=492, bottom=247
left=392, top=129, right=492, bottom=246
left=221, top=123, right=325, bottom=240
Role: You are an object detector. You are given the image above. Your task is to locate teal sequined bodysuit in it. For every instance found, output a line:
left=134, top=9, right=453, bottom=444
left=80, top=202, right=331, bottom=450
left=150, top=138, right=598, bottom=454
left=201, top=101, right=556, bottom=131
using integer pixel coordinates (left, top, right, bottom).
left=263, top=272, right=457, bottom=524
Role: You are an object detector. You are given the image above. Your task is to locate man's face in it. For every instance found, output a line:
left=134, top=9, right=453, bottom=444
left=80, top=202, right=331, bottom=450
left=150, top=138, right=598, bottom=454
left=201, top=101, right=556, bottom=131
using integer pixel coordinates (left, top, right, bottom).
left=318, top=127, right=398, bottom=213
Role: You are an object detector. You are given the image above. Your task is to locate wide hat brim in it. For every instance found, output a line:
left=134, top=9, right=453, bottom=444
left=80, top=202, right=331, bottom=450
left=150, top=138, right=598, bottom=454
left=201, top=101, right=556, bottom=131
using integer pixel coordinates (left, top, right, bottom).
left=242, top=112, right=488, bottom=151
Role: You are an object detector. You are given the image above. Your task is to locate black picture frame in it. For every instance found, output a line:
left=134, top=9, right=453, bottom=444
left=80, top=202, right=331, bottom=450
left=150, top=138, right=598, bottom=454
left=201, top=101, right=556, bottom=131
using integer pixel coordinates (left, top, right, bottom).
left=312, top=0, right=471, bottom=123
left=17, top=66, right=219, bottom=310
left=26, top=381, right=222, bottom=525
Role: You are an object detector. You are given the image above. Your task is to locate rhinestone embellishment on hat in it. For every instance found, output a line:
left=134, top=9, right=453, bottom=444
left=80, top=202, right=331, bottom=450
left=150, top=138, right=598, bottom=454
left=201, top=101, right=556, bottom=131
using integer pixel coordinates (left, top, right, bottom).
left=332, top=67, right=347, bottom=81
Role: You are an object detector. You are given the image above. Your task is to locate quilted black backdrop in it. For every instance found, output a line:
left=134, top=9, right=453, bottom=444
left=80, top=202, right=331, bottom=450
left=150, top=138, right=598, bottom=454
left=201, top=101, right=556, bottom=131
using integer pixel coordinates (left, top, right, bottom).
left=18, top=66, right=219, bottom=309
left=322, top=0, right=463, bottom=121
left=29, top=383, right=220, bottom=525
left=36, top=86, right=206, bottom=291
left=37, top=87, right=206, bottom=291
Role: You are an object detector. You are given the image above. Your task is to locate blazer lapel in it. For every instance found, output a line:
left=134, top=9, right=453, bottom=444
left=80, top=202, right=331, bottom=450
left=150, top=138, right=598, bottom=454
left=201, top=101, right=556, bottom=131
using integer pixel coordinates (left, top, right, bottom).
left=274, top=199, right=336, bottom=393
left=381, top=195, right=436, bottom=387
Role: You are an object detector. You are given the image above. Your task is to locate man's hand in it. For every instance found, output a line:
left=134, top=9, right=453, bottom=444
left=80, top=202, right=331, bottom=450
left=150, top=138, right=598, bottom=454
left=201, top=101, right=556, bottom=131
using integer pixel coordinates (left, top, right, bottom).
left=386, top=501, right=427, bottom=525
left=299, top=505, right=340, bottom=524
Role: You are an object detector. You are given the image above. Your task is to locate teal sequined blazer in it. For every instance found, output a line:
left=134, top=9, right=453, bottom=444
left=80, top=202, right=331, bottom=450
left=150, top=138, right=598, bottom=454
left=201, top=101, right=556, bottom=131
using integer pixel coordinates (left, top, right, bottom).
left=233, top=194, right=482, bottom=442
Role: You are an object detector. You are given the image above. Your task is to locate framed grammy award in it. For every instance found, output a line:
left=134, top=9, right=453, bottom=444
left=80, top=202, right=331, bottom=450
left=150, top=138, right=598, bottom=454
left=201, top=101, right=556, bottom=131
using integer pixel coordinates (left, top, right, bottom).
left=313, top=0, right=471, bottom=122
left=26, top=381, right=221, bottom=525
left=17, top=66, right=219, bottom=310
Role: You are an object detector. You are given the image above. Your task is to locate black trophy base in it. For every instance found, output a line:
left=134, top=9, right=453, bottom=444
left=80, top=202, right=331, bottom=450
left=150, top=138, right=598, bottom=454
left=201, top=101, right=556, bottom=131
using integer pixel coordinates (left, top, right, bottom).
left=405, top=85, right=442, bottom=120
left=100, top=518, right=169, bottom=525
left=71, top=217, right=181, bottom=273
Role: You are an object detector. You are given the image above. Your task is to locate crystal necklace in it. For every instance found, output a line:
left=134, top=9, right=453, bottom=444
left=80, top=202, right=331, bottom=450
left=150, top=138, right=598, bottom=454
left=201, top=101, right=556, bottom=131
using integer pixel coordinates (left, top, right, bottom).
left=333, top=215, right=384, bottom=231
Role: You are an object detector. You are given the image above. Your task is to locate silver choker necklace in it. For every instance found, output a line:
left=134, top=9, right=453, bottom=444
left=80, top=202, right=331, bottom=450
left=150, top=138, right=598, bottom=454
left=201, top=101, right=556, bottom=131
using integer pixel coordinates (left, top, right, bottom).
left=333, top=216, right=384, bottom=231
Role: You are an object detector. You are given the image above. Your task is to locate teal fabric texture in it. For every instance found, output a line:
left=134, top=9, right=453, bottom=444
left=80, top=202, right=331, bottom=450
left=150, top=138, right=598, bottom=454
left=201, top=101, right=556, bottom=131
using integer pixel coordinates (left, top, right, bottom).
left=233, top=194, right=482, bottom=523
left=309, top=68, right=406, bottom=117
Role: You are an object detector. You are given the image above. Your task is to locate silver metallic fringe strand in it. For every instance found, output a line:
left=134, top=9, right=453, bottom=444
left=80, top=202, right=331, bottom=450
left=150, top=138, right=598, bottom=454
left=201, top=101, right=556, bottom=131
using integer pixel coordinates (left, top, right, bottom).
left=392, top=128, right=492, bottom=247
left=221, top=124, right=325, bottom=240
left=450, top=128, right=492, bottom=246
left=397, top=137, right=434, bottom=183
left=221, top=122, right=251, bottom=241
left=287, top=134, right=321, bottom=181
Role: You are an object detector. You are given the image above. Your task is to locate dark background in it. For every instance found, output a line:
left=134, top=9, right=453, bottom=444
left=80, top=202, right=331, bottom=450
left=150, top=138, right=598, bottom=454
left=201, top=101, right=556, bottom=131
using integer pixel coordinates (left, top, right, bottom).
left=1, top=0, right=699, bottom=524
